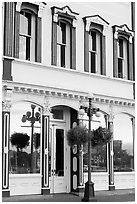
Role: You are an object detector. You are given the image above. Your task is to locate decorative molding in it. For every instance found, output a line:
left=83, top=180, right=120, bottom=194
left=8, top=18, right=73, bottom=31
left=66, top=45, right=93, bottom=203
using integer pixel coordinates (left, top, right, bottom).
left=113, top=24, right=134, bottom=42
left=16, top=2, right=22, bottom=12
left=84, top=15, right=109, bottom=33
left=52, top=5, right=79, bottom=24
left=2, top=83, right=135, bottom=108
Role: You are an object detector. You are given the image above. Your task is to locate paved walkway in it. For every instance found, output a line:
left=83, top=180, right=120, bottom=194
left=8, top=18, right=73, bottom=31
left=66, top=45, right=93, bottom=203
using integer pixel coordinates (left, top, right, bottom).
left=2, top=189, right=135, bottom=202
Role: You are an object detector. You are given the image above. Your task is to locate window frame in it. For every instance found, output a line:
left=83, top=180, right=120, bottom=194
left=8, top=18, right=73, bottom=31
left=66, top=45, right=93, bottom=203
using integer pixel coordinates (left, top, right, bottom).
left=51, top=6, right=79, bottom=70
left=113, top=24, right=134, bottom=81
left=14, top=2, right=42, bottom=63
left=83, top=15, right=109, bottom=75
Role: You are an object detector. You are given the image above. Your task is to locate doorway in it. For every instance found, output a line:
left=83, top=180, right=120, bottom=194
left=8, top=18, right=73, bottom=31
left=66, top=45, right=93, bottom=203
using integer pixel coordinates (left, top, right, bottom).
left=49, top=123, right=69, bottom=193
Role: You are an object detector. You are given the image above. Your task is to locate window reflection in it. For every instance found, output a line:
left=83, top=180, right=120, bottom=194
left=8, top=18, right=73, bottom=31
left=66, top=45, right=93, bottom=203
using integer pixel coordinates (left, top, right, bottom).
left=113, top=114, right=134, bottom=172
left=83, top=112, right=107, bottom=172
left=9, top=103, right=41, bottom=174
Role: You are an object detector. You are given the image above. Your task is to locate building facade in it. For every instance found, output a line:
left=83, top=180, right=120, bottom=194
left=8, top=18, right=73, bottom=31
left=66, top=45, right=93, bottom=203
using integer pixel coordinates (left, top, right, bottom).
left=2, top=2, right=135, bottom=197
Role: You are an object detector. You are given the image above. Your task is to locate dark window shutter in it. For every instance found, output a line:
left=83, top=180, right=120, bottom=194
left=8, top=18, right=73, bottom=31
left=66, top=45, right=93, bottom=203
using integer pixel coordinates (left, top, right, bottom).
left=101, top=35, right=106, bottom=75
left=71, top=27, right=76, bottom=69
left=4, top=2, right=15, bottom=57
left=52, top=22, right=57, bottom=66
left=128, top=42, right=133, bottom=80
left=84, top=30, right=89, bottom=72
left=14, top=11, right=20, bottom=58
left=36, top=17, right=42, bottom=63
left=113, top=38, right=118, bottom=77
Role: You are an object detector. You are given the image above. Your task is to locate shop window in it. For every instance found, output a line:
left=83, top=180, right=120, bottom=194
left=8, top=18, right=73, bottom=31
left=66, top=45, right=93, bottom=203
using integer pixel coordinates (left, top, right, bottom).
left=113, top=24, right=134, bottom=80
left=113, top=114, right=134, bottom=172
left=9, top=102, right=41, bottom=174
left=51, top=6, right=79, bottom=69
left=83, top=112, right=107, bottom=172
left=83, top=15, right=109, bottom=75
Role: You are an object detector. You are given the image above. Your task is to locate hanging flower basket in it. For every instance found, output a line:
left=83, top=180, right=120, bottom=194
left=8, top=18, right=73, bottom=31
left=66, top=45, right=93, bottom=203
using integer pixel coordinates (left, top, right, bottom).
left=90, top=126, right=112, bottom=147
left=67, top=126, right=88, bottom=147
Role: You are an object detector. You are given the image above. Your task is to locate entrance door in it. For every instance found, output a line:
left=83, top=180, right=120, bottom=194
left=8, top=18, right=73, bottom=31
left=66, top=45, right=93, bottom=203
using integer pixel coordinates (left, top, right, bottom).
left=50, top=124, right=67, bottom=194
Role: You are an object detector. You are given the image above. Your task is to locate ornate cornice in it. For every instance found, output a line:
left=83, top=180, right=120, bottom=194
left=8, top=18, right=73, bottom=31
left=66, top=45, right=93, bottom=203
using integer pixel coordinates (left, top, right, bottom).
left=2, top=83, right=135, bottom=108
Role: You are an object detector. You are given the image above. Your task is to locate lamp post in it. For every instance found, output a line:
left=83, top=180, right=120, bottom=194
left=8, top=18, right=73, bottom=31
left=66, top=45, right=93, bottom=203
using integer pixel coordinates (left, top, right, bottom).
left=80, top=93, right=100, bottom=202
left=22, top=104, right=40, bottom=173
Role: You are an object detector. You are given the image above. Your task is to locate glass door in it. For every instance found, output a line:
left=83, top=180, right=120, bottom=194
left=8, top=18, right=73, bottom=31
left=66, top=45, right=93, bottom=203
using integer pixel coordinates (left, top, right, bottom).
left=50, top=124, right=67, bottom=194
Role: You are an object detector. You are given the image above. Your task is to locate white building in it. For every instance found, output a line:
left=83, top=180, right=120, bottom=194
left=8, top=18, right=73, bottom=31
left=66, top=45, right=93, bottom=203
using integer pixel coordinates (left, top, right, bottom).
left=2, top=2, right=135, bottom=197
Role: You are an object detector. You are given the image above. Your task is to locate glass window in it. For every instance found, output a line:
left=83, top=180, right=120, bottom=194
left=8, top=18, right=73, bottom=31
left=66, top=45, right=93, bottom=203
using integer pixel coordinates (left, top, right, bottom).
left=19, top=11, right=35, bottom=61
left=9, top=102, right=41, bottom=174
left=52, top=109, right=64, bottom=120
left=57, top=21, right=70, bottom=68
left=83, top=112, right=107, bottom=172
left=113, top=114, right=134, bottom=172
left=89, top=31, right=101, bottom=74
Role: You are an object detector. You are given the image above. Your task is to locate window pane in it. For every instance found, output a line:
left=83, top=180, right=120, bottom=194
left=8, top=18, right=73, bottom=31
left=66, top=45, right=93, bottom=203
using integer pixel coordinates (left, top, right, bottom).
left=118, top=58, right=123, bottom=78
left=9, top=103, right=41, bottom=174
left=91, top=52, right=96, bottom=73
left=20, top=12, right=31, bottom=36
left=118, top=39, right=123, bottom=58
left=52, top=109, right=64, bottom=120
left=19, top=36, right=26, bottom=60
left=113, top=114, right=134, bottom=172
left=61, top=45, right=65, bottom=67
left=19, top=36, right=30, bottom=60
left=83, top=113, right=107, bottom=172
left=56, top=129, right=64, bottom=176
left=91, top=31, right=96, bottom=51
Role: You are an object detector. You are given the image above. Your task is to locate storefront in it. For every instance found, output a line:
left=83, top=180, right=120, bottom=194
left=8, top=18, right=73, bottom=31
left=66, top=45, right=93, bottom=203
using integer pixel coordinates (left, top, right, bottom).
left=2, top=85, right=135, bottom=197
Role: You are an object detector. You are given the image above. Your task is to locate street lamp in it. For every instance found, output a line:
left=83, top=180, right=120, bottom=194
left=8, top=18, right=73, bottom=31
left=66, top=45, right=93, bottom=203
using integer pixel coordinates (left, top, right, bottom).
left=22, top=104, right=40, bottom=173
left=80, top=93, right=101, bottom=202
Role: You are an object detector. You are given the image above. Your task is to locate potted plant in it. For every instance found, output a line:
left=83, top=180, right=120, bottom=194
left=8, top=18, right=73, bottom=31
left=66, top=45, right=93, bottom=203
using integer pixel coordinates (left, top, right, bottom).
left=67, top=126, right=88, bottom=147
left=90, top=126, right=112, bottom=147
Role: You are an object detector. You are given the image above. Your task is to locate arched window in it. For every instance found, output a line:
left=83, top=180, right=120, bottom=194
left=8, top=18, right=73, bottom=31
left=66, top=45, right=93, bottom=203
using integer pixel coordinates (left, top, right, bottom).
left=14, top=2, right=42, bottom=62
left=9, top=102, right=41, bottom=174
left=51, top=6, right=79, bottom=69
left=89, top=30, right=102, bottom=74
left=82, top=112, right=108, bottom=173
left=83, top=15, right=109, bottom=75
left=117, top=37, right=128, bottom=79
left=113, top=24, right=134, bottom=80
left=113, top=114, right=134, bottom=172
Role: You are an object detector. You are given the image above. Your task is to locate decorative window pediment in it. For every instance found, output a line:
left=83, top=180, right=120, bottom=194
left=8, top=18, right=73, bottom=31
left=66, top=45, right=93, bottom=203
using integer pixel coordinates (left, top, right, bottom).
left=83, top=15, right=109, bottom=34
left=113, top=24, right=134, bottom=43
left=51, top=5, right=79, bottom=27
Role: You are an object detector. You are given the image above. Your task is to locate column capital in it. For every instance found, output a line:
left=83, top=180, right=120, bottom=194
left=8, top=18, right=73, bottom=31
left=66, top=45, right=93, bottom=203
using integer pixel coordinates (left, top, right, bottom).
left=2, top=101, right=12, bottom=112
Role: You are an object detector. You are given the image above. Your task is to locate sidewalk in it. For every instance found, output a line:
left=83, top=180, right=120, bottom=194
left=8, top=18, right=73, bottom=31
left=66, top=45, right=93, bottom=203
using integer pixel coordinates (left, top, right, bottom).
left=2, top=189, right=135, bottom=202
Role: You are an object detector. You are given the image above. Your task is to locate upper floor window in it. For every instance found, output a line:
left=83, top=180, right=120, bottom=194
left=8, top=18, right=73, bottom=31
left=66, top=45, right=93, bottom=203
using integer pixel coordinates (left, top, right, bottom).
left=83, top=15, right=109, bottom=75
left=19, top=11, right=35, bottom=61
left=57, top=21, right=70, bottom=68
left=113, top=24, right=134, bottom=81
left=89, top=30, right=101, bottom=74
left=14, top=2, right=43, bottom=62
left=51, top=6, right=79, bottom=70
